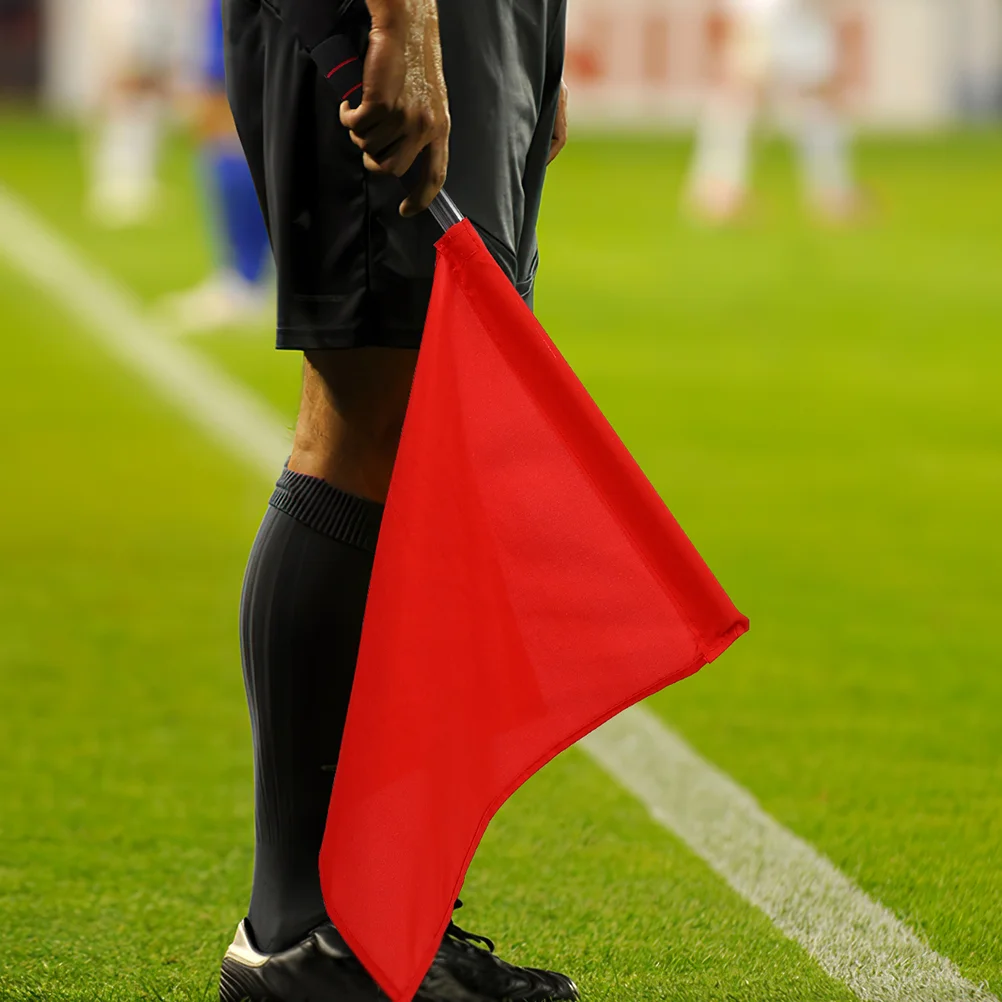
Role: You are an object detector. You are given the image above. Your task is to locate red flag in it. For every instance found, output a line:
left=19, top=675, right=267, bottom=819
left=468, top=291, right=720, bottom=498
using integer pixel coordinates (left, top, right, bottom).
left=319, top=220, right=748, bottom=1002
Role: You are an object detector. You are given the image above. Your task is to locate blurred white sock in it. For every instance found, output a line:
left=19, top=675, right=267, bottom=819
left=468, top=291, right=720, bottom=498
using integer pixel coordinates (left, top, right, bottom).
left=799, top=98, right=855, bottom=215
left=687, top=94, right=755, bottom=219
left=89, top=93, right=163, bottom=227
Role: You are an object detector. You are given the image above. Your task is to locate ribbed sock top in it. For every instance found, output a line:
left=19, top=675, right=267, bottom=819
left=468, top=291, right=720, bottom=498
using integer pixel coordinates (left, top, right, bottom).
left=268, top=468, right=383, bottom=554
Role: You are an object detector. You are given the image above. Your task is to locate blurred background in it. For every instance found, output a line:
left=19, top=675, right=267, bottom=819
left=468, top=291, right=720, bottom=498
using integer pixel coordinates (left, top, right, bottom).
left=1, top=2, right=1000, bottom=1000
left=14, top=0, right=1002, bottom=120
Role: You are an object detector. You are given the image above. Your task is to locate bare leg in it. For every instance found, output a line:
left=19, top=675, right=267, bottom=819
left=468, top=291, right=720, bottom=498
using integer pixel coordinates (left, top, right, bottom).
left=289, top=348, right=419, bottom=503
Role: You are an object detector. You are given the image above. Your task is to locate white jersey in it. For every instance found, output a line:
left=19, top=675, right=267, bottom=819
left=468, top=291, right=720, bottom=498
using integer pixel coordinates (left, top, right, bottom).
left=724, top=0, right=837, bottom=88
left=725, top=0, right=797, bottom=21
left=89, top=0, right=184, bottom=82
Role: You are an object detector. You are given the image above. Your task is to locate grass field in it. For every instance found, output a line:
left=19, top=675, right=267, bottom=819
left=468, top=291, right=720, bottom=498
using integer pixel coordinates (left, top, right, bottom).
left=1, top=115, right=1000, bottom=1001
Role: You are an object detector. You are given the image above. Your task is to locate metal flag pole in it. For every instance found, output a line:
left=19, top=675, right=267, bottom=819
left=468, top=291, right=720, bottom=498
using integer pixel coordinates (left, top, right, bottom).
left=428, top=189, right=464, bottom=232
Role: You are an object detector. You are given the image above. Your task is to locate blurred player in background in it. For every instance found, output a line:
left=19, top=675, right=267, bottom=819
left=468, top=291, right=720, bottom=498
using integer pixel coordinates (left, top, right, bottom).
left=87, top=0, right=174, bottom=225
left=686, top=0, right=860, bottom=223
left=161, top=0, right=272, bottom=332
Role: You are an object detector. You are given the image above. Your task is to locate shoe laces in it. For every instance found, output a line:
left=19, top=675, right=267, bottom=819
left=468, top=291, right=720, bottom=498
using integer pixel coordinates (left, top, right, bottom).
left=445, top=899, right=495, bottom=954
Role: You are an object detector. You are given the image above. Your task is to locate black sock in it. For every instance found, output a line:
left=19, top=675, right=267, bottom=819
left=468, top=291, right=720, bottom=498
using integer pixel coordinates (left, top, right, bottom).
left=240, top=468, right=383, bottom=954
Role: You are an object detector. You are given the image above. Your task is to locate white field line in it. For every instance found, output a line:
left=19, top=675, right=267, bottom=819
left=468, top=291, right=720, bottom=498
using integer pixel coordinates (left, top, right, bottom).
left=0, top=183, right=995, bottom=1002
left=582, top=708, right=997, bottom=1002
left=0, top=185, right=291, bottom=477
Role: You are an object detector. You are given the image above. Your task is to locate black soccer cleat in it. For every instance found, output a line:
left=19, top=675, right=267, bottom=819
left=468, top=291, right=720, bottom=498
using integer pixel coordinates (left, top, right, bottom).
left=219, top=919, right=393, bottom=1002
left=219, top=906, right=580, bottom=1002
left=423, top=902, right=580, bottom=1002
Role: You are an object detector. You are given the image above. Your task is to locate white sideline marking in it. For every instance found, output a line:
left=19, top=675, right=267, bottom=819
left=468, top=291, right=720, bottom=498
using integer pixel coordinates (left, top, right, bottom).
left=0, top=185, right=291, bottom=477
left=0, top=184, right=995, bottom=1002
left=582, top=707, right=997, bottom=1002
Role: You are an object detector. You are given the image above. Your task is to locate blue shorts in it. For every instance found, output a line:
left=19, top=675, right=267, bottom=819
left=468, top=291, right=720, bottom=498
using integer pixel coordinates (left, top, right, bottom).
left=205, top=0, right=226, bottom=87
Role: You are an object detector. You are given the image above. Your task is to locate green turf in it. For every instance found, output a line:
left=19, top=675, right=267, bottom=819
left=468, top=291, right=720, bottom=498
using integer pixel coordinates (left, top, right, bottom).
left=0, top=115, right=302, bottom=417
left=536, top=134, right=1002, bottom=990
left=0, top=260, right=853, bottom=1001
left=1, top=115, right=1000, bottom=998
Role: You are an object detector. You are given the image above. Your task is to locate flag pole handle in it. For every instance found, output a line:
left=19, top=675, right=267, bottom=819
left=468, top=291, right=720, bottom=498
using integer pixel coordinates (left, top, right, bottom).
left=427, top=189, right=464, bottom=232
left=311, top=33, right=464, bottom=233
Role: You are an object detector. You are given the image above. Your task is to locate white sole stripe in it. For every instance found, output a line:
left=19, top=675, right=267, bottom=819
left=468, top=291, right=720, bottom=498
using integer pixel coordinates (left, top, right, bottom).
left=0, top=183, right=993, bottom=1002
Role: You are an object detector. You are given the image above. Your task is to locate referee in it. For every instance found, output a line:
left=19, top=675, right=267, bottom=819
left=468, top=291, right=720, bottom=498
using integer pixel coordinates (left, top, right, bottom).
left=217, top=0, right=576, bottom=999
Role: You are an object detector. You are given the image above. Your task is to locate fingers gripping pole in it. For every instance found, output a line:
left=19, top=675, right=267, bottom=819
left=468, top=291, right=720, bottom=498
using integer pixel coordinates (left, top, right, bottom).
left=310, top=32, right=464, bottom=233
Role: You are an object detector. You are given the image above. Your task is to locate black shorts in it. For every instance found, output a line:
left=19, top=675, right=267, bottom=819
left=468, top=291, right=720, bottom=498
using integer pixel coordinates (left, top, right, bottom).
left=223, top=0, right=566, bottom=350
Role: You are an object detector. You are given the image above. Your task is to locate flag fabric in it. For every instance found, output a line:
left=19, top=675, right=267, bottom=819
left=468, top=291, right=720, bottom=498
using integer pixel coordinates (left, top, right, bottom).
left=319, top=219, right=748, bottom=1002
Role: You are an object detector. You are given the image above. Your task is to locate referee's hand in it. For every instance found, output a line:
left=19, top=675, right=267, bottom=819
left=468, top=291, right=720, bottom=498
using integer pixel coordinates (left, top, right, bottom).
left=341, top=0, right=450, bottom=217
